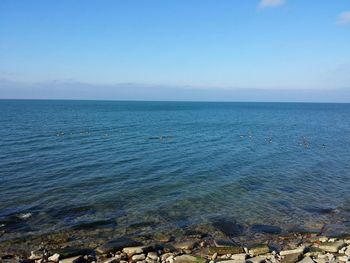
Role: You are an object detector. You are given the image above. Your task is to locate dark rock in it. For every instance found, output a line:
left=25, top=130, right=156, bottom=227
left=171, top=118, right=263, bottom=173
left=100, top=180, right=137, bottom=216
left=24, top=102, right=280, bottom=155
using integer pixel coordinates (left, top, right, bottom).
left=96, top=237, right=143, bottom=254
left=72, top=219, right=116, bottom=230
left=303, top=206, right=335, bottom=215
left=251, top=224, right=282, bottom=235
left=19, top=260, right=35, bottom=263
left=212, top=218, right=244, bottom=237
left=322, top=223, right=350, bottom=238
left=55, top=247, right=94, bottom=259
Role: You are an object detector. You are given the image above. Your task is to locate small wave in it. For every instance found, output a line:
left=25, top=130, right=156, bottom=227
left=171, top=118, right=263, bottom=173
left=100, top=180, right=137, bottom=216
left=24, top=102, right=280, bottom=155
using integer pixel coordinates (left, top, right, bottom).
left=18, top=213, right=32, bottom=219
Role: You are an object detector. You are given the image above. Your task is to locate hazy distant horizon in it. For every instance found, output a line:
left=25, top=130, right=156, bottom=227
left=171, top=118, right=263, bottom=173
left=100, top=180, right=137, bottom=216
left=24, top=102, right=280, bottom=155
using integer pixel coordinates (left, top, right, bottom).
left=1, top=78, right=350, bottom=103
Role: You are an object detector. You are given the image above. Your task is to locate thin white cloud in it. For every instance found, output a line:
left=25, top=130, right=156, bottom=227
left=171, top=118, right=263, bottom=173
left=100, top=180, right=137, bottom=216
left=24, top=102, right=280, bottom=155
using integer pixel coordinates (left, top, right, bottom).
left=258, top=0, right=285, bottom=9
left=337, top=11, right=350, bottom=25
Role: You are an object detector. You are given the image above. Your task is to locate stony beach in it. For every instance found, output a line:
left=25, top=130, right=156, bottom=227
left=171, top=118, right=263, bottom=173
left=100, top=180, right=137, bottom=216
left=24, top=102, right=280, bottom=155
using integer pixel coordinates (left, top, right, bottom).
left=1, top=220, right=350, bottom=263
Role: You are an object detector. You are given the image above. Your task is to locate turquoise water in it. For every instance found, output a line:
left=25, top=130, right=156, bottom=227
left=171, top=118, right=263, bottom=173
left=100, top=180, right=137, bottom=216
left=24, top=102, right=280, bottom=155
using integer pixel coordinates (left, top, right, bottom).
left=1, top=100, right=350, bottom=240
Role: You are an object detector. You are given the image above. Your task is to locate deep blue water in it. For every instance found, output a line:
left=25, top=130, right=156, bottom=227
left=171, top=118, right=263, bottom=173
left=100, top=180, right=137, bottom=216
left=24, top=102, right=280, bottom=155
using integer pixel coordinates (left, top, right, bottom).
left=1, top=100, right=350, bottom=240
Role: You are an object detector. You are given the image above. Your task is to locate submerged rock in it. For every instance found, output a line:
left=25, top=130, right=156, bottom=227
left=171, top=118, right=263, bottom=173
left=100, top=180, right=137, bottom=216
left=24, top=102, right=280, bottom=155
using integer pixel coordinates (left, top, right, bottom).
left=96, top=237, right=143, bottom=254
left=173, top=240, right=198, bottom=250
left=212, top=218, right=244, bottom=237
left=251, top=224, right=282, bottom=235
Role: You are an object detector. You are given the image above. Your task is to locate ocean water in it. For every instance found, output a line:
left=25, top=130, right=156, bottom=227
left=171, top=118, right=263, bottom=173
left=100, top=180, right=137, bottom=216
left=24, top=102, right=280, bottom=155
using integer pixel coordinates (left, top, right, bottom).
left=1, top=100, right=350, bottom=241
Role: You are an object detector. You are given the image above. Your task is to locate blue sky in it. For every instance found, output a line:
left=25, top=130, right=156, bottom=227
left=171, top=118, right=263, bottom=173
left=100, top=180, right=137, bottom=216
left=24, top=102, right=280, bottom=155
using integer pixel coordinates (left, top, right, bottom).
left=0, top=0, right=350, bottom=101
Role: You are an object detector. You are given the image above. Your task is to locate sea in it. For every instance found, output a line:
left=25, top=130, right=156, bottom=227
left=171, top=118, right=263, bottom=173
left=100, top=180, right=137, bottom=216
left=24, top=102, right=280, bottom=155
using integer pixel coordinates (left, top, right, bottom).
left=1, top=100, right=350, bottom=242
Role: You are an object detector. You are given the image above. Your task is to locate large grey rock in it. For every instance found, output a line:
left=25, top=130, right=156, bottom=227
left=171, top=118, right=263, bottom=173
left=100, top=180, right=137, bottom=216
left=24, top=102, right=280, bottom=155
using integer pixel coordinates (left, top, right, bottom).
left=318, top=241, right=345, bottom=253
left=96, top=237, right=143, bottom=254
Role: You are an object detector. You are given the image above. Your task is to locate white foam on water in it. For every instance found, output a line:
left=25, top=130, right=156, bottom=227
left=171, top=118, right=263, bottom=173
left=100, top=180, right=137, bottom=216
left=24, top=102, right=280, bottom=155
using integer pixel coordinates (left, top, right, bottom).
left=18, top=213, right=32, bottom=219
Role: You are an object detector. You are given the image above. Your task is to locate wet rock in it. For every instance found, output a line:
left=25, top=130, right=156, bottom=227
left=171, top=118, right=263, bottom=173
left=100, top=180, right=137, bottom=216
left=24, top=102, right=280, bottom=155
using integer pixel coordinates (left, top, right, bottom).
left=152, top=233, right=172, bottom=243
left=251, top=225, right=282, bottom=235
left=173, top=240, right=198, bottom=250
left=184, top=229, right=207, bottom=239
left=211, top=253, right=218, bottom=260
left=280, top=247, right=306, bottom=256
left=281, top=253, right=303, bottom=263
left=55, top=248, right=92, bottom=259
left=59, top=255, right=85, bottom=263
left=174, top=255, right=205, bottom=263
left=318, top=240, right=345, bottom=253
left=208, top=246, right=244, bottom=255
left=48, top=253, right=60, bottom=262
left=322, top=224, right=350, bottom=237
left=249, top=244, right=270, bottom=256
left=212, top=218, right=244, bottom=237
left=96, top=237, right=143, bottom=254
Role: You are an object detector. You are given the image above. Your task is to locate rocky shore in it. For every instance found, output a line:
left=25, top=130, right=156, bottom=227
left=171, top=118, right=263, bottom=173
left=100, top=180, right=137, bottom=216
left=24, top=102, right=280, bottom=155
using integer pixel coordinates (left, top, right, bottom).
left=2, top=228, right=350, bottom=263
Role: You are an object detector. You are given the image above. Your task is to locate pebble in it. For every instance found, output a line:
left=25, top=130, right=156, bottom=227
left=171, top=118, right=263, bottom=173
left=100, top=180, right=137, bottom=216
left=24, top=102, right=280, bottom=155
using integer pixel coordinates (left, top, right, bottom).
left=319, top=237, right=328, bottom=243
left=338, top=255, right=349, bottom=262
left=147, top=252, right=158, bottom=260
left=132, top=254, right=146, bottom=261
left=48, top=253, right=60, bottom=262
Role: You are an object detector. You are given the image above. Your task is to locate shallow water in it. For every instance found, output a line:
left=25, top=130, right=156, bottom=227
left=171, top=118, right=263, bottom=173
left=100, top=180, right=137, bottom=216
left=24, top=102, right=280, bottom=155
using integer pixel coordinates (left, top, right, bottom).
left=1, top=100, right=350, bottom=241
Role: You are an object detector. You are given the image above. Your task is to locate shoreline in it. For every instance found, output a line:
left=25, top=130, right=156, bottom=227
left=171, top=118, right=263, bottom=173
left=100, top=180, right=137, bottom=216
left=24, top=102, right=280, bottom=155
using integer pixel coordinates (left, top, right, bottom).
left=1, top=222, right=350, bottom=263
